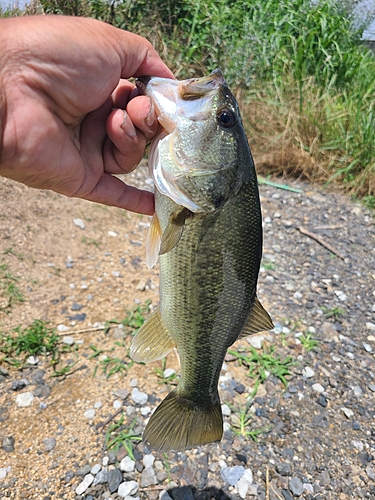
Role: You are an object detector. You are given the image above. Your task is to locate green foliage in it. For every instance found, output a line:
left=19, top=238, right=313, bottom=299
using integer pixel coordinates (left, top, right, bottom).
left=154, top=358, right=179, bottom=386
left=0, top=262, right=25, bottom=313
left=229, top=400, right=271, bottom=441
left=229, top=345, right=294, bottom=396
left=105, top=414, right=141, bottom=460
left=322, top=305, right=346, bottom=320
left=90, top=342, right=134, bottom=378
left=298, top=332, right=319, bottom=351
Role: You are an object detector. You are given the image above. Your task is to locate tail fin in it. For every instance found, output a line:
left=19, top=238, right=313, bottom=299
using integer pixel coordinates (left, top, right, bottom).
left=143, top=389, right=223, bottom=452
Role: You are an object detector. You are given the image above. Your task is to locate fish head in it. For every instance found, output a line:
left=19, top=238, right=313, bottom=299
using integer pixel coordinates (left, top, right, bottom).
left=137, top=69, right=254, bottom=213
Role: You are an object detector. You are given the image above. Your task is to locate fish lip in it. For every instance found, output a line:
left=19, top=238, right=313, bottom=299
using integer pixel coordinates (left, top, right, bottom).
left=180, top=69, right=225, bottom=99
left=136, top=76, right=152, bottom=96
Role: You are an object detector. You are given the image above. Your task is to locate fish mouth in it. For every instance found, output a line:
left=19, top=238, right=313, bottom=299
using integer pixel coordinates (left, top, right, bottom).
left=136, top=70, right=225, bottom=133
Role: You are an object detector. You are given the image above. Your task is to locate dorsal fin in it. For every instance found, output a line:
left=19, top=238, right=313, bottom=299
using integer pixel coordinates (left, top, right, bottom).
left=238, top=297, right=274, bottom=339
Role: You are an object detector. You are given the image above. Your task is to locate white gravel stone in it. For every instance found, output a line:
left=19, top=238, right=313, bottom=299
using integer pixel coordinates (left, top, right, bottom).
left=75, top=474, right=94, bottom=494
left=163, top=368, right=176, bottom=378
left=352, top=440, right=364, bottom=451
left=26, top=356, right=39, bottom=365
left=0, top=467, right=11, bottom=479
left=94, top=401, right=103, bottom=409
left=236, top=468, right=253, bottom=499
left=73, top=218, right=85, bottom=229
left=117, top=480, right=139, bottom=497
left=159, top=491, right=173, bottom=500
left=334, top=290, right=347, bottom=301
left=57, top=324, right=70, bottom=332
left=221, top=404, right=232, bottom=416
left=108, top=230, right=118, bottom=237
left=83, top=409, right=96, bottom=419
left=143, top=454, right=155, bottom=468
left=16, top=392, right=34, bottom=407
left=331, top=355, right=341, bottom=362
left=102, top=457, right=109, bottom=467
left=366, top=322, right=375, bottom=331
left=131, top=388, right=148, bottom=405
left=120, top=456, right=135, bottom=472
left=367, top=335, right=375, bottom=342
left=346, top=352, right=355, bottom=360
left=140, top=406, right=151, bottom=416
left=130, top=378, right=138, bottom=387
left=62, top=336, right=75, bottom=345
left=353, top=386, right=363, bottom=397
left=91, top=464, right=101, bottom=475
left=363, top=343, right=373, bottom=352
left=341, top=407, right=354, bottom=418
left=311, top=383, right=325, bottom=393
left=247, top=335, right=265, bottom=349
left=293, top=292, right=303, bottom=299
left=223, top=422, right=231, bottom=432
left=302, top=367, right=315, bottom=379
left=113, top=400, right=123, bottom=409
left=303, top=483, right=314, bottom=494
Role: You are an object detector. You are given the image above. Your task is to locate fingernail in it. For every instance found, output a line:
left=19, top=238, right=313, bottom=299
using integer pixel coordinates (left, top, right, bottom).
left=121, top=110, right=137, bottom=139
left=145, top=101, right=155, bottom=128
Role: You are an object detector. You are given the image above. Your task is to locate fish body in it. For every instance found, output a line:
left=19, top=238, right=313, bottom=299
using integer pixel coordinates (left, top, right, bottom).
left=131, top=70, right=273, bottom=452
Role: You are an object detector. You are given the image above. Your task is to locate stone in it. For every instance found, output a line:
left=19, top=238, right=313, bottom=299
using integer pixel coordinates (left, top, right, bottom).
left=141, top=406, right=151, bottom=416
left=143, top=454, right=155, bottom=468
left=159, top=491, right=173, bottom=500
left=0, top=467, right=11, bottom=479
left=57, top=324, right=70, bottom=332
left=91, top=464, right=101, bottom=475
left=84, top=409, right=96, bottom=419
left=113, top=400, right=123, bottom=409
left=289, top=476, right=303, bottom=496
left=363, top=343, right=373, bottom=352
left=163, top=368, right=176, bottom=378
left=114, top=389, right=130, bottom=400
left=140, top=467, right=157, bottom=487
left=75, top=474, right=94, bottom=495
left=117, top=480, right=139, bottom=497
left=120, top=456, right=135, bottom=473
left=73, top=218, right=85, bottom=229
left=302, top=366, right=315, bottom=378
left=108, top=468, right=123, bottom=493
left=131, top=388, right=148, bottom=405
left=221, top=404, right=231, bottom=416
left=93, top=467, right=108, bottom=485
left=312, top=383, right=325, bottom=393
left=62, top=336, right=75, bottom=345
left=236, top=468, right=253, bottom=499
left=43, top=438, right=56, bottom=452
left=366, top=322, right=375, bottom=331
left=220, top=465, right=245, bottom=486
left=11, top=379, right=28, bottom=391
left=2, top=436, right=15, bottom=452
left=26, top=355, right=39, bottom=365
left=76, top=464, right=91, bottom=476
left=15, top=392, right=34, bottom=407
left=351, top=440, right=364, bottom=451
left=341, top=407, right=354, bottom=418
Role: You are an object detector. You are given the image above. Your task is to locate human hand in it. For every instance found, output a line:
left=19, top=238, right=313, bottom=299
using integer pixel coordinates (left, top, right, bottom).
left=0, top=15, right=173, bottom=215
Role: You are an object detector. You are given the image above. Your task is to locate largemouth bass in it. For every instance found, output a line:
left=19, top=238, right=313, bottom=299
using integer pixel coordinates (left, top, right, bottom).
left=131, top=69, right=273, bottom=452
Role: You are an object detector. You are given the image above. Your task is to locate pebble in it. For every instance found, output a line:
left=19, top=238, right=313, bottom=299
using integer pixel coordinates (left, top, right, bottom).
left=94, top=401, right=103, bottom=409
left=334, top=290, right=347, bottom=301
left=57, top=324, right=70, bottom=332
left=341, top=407, right=354, bottom=418
left=0, top=467, right=11, bottom=479
left=2, top=436, right=15, bottom=452
left=363, top=343, right=372, bottom=352
left=302, top=366, right=315, bottom=378
left=220, top=465, right=245, bottom=486
left=236, top=468, right=253, bottom=499
left=352, top=440, right=364, bottom=451
left=83, top=409, right=96, bottom=419
left=114, top=388, right=130, bottom=400
left=71, top=302, right=83, bottom=311
left=120, top=456, right=135, bottom=473
left=163, top=368, right=176, bottom=378
left=289, top=476, right=304, bottom=496
left=108, top=468, right=123, bottom=493
left=311, top=383, right=325, bottom=393
left=131, top=388, right=148, bottom=405
left=366, top=322, right=375, bottom=331
left=93, top=467, right=108, bottom=485
left=117, top=480, right=139, bottom=497
left=26, top=356, right=39, bottom=365
left=11, top=379, right=28, bottom=391
left=75, top=473, right=94, bottom=494
left=143, top=454, right=155, bottom=468
left=43, top=438, right=56, bottom=452
left=140, top=466, right=157, bottom=487
left=221, top=404, right=232, bottom=416
left=247, top=334, right=266, bottom=349
left=90, top=464, right=101, bottom=475
left=303, top=483, right=314, bottom=494
left=73, top=218, right=85, bottom=229
left=15, top=392, right=34, bottom=407
left=140, top=406, right=151, bottom=416
left=159, top=491, right=173, bottom=500
left=113, top=400, right=123, bottom=409
left=62, top=336, right=75, bottom=345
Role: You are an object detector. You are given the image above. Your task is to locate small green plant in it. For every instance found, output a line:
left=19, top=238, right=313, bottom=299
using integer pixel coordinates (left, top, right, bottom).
left=322, top=305, right=345, bottom=320
left=104, top=300, right=151, bottom=335
left=90, top=342, right=134, bottom=378
left=229, top=346, right=294, bottom=397
left=0, top=262, right=25, bottom=313
left=229, top=401, right=271, bottom=441
left=298, top=333, right=319, bottom=352
left=81, top=236, right=100, bottom=247
left=105, top=414, right=141, bottom=460
left=261, top=261, right=275, bottom=271
left=154, top=358, right=179, bottom=386
left=3, top=247, right=24, bottom=260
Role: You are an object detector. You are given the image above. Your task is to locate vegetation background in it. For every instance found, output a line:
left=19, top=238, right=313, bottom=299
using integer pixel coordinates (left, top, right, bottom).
left=1, top=0, right=375, bottom=208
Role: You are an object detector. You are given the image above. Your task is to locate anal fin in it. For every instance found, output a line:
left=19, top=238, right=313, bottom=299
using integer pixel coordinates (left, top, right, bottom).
left=130, top=307, right=175, bottom=362
left=238, top=297, right=274, bottom=339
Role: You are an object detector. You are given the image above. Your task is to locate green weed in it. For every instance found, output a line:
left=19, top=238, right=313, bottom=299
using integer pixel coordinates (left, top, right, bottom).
left=105, top=414, right=141, bottom=460
left=0, top=262, right=25, bottom=313
left=81, top=236, right=100, bottom=247
left=229, top=346, right=294, bottom=397
left=154, top=358, right=179, bottom=386
left=105, top=300, right=151, bottom=335
left=229, top=401, right=271, bottom=441
left=322, top=305, right=345, bottom=320
left=298, top=333, right=319, bottom=351
left=90, top=342, right=134, bottom=378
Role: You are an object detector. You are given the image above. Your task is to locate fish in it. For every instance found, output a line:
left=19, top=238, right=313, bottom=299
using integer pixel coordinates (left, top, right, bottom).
left=130, top=69, right=273, bottom=452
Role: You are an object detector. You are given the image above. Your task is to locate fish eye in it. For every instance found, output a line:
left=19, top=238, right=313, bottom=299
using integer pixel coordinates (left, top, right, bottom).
left=217, top=109, right=236, bottom=128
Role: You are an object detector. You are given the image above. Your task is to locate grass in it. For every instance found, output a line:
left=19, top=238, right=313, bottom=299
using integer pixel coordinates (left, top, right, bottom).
left=0, top=262, right=25, bottom=313
left=298, top=332, right=319, bottom=351
left=154, top=358, right=179, bottom=386
left=229, top=345, right=294, bottom=397
left=322, top=305, right=346, bottom=320
left=229, top=401, right=271, bottom=441
left=105, top=413, right=141, bottom=460
left=90, top=342, right=134, bottom=378
left=104, top=300, right=151, bottom=335
left=0, top=319, right=76, bottom=373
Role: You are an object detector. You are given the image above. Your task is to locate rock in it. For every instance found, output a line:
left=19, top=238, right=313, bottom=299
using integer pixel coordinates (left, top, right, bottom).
left=11, top=379, right=28, bottom=391
left=117, top=480, right=139, bottom=497
left=302, top=366, right=315, bottom=378
left=303, top=483, right=314, bottom=494
left=143, top=454, right=155, bottom=468
left=57, top=324, right=70, bottom=332
left=83, top=409, right=95, bottom=419
left=2, top=436, right=15, bottom=452
left=93, top=467, right=108, bottom=485
left=76, top=464, right=91, bottom=476
left=15, top=392, right=34, bottom=407
left=75, top=474, right=94, bottom=494
left=220, top=465, right=245, bottom=486
left=163, top=368, right=176, bottom=378
left=341, top=407, right=354, bottom=418
left=363, top=343, right=373, bottom=352
left=366, top=322, right=375, bottom=331
left=108, top=468, right=123, bottom=493
left=90, top=464, right=101, bottom=475
left=311, top=383, right=325, bottom=393
left=62, top=335, right=75, bottom=345
left=169, top=486, right=194, bottom=500
left=236, top=468, right=253, bottom=499
left=141, top=406, right=151, bottom=416
left=43, top=438, right=56, bottom=452
left=221, top=404, right=231, bottom=416
left=73, top=218, right=85, bottom=229
left=334, top=290, right=347, bottom=301
left=247, top=335, right=265, bottom=349
left=289, top=476, right=303, bottom=496
left=120, top=456, right=135, bottom=473
left=114, top=389, right=130, bottom=400
left=71, top=302, right=83, bottom=311
left=94, top=401, right=103, bottom=409
left=140, top=467, right=157, bottom=487
left=0, top=467, right=11, bottom=479
left=131, top=388, right=148, bottom=405
left=159, top=491, right=173, bottom=500
left=276, top=463, right=291, bottom=476
left=366, top=465, right=375, bottom=480
left=113, top=400, right=123, bottom=409
left=351, top=440, right=364, bottom=451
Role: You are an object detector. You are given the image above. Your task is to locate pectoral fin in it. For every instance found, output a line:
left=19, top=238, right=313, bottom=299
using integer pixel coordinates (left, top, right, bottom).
left=238, top=297, right=274, bottom=339
left=130, top=306, right=175, bottom=362
left=159, top=208, right=189, bottom=256
left=146, top=214, right=162, bottom=269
